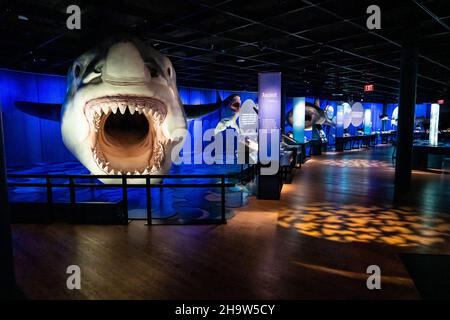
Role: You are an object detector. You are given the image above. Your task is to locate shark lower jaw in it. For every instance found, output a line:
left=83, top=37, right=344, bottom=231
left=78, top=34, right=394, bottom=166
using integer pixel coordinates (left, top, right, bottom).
left=85, top=95, right=171, bottom=175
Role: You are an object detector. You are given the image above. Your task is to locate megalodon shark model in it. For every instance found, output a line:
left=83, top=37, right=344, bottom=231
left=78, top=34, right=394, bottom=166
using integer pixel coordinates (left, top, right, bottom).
left=15, top=37, right=240, bottom=183
left=286, top=99, right=334, bottom=130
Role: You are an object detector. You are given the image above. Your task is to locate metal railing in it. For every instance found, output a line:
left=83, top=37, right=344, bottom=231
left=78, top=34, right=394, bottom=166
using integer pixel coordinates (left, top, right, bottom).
left=8, top=173, right=244, bottom=225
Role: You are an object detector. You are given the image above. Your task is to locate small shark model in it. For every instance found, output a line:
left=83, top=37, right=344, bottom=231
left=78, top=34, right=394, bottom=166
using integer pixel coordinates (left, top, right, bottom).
left=15, top=37, right=236, bottom=183
left=213, top=95, right=241, bottom=135
left=286, top=99, right=335, bottom=130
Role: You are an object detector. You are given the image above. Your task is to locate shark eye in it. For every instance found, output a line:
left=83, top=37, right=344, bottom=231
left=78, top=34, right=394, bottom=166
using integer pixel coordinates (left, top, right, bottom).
left=167, top=67, right=172, bottom=78
left=73, top=63, right=82, bottom=79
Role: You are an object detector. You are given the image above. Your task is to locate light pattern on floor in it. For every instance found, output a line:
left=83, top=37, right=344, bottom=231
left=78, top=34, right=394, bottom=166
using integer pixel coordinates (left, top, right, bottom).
left=278, top=202, right=450, bottom=247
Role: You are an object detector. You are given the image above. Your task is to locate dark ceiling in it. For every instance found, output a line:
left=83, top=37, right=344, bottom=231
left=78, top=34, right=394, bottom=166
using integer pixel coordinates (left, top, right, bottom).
left=1, top=0, right=450, bottom=103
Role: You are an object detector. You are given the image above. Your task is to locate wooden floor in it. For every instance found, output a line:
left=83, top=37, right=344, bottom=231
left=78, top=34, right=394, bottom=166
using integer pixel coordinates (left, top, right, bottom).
left=12, top=145, right=450, bottom=299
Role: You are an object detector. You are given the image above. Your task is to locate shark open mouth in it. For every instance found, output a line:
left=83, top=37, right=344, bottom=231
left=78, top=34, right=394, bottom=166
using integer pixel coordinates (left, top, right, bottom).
left=85, top=96, right=169, bottom=175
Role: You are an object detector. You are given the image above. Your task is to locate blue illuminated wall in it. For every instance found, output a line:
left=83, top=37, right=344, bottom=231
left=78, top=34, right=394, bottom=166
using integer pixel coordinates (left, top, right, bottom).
left=0, top=68, right=257, bottom=167
left=0, top=69, right=71, bottom=166
left=385, top=103, right=430, bottom=131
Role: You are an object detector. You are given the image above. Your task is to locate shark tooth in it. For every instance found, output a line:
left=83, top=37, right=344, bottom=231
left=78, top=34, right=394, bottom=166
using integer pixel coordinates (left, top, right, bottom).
left=119, top=104, right=127, bottom=114
left=129, top=105, right=136, bottom=115
left=111, top=104, right=118, bottom=114
left=101, top=104, right=109, bottom=114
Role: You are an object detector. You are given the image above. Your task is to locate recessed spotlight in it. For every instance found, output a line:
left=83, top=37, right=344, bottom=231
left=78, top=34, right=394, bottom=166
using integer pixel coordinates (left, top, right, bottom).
left=236, top=59, right=245, bottom=63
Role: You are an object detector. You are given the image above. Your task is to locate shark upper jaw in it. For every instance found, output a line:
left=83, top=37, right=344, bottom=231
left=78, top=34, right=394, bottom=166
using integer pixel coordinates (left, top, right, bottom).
left=84, top=95, right=171, bottom=176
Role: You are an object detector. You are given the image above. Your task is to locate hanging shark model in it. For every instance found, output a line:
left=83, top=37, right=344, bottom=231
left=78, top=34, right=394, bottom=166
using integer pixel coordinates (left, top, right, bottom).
left=213, top=94, right=241, bottom=135
left=286, top=99, right=335, bottom=130
left=15, top=37, right=239, bottom=183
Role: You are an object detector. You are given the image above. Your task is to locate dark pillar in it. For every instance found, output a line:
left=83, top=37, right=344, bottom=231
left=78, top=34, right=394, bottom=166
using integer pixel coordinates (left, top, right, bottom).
left=0, top=109, right=16, bottom=299
left=382, top=103, right=387, bottom=132
left=394, top=19, right=419, bottom=199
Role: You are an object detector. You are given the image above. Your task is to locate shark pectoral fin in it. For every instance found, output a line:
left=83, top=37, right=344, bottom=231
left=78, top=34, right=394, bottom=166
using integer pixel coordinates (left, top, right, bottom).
left=213, top=117, right=233, bottom=135
left=15, top=101, right=62, bottom=122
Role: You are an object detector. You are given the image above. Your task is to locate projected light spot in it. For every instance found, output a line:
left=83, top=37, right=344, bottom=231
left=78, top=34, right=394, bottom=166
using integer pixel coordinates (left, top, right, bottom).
left=320, top=159, right=392, bottom=168
left=277, top=202, right=450, bottom=247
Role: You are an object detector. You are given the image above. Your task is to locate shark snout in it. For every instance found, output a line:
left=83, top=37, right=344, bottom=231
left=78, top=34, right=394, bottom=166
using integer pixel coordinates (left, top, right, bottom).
left=101, top=41, right=151, bottom=85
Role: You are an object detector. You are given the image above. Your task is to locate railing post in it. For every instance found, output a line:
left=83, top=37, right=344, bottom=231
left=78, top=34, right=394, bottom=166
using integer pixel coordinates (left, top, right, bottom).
left=221, top=176, right=226, bottom=224
left=46, top=176, right=53, bottom=221
left=69, top=177, right=76, bottom=204
left=122, top=176, right=128, bottom=223
left=146, top=177, right=152, bottom=225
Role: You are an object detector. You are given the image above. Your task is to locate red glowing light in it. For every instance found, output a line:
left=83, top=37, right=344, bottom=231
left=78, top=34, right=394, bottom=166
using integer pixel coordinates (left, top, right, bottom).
left=364, top=84, right=374, bottom=92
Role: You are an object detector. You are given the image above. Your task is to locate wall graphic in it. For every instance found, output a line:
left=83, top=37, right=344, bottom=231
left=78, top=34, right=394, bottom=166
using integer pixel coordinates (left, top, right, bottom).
left=429, top=103, right=439, bottom=146
left=292, top=97, right=305, bottom=143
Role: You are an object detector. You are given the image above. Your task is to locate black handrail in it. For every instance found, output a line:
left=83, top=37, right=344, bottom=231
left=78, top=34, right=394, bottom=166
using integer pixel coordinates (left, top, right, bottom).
left=7, top=172, right=243, bottom=225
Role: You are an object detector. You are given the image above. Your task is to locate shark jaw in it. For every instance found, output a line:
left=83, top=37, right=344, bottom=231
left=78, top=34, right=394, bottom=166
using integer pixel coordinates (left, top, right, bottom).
left=85, top=95, right=171, bottom=176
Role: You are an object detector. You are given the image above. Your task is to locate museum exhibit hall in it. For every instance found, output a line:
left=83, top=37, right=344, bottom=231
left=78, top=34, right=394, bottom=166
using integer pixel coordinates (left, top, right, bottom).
left=1, top=0, right=450, bottom=308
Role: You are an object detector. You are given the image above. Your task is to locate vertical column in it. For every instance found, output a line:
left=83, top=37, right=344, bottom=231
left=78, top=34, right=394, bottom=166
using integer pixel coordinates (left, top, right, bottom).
left=258, top=72, right=282, bottom=199
left=394, top=20, right=419, bottom=196
left=0, top=109, right=16, bottom=299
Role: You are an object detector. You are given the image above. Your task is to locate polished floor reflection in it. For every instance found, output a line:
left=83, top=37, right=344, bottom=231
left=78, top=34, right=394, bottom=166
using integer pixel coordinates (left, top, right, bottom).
left=12, top=146, right=450, bottom=299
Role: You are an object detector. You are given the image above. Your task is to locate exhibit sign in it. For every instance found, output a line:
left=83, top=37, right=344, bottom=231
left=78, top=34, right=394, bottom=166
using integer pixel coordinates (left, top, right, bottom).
left=429, top=103, right=440, bottom=146
left=239, top=99, right=259, bottom=163
left=292, top=97, right=305, bottom=143
left=258, top=72, right=281, bottom=175
left=364, top=108, right=372, bottom=135
left=336, top=104, right=344, bottom=137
